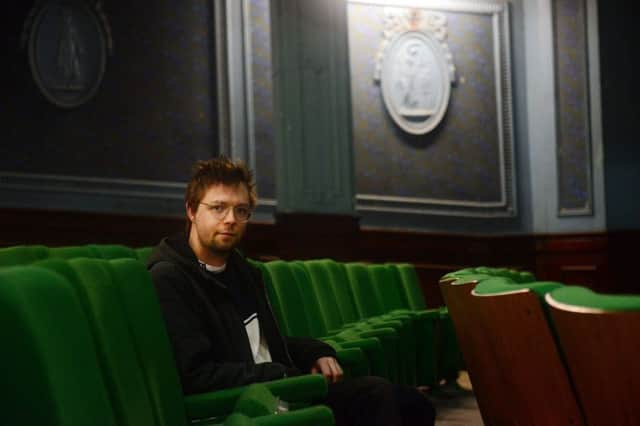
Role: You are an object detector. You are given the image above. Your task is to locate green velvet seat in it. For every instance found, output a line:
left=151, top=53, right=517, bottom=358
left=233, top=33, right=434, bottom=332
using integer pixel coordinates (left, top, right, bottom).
left=88, top=243, right=138, bottom=259
left=382, top=263, right=444, bottom=386
left=546, top=286, right=640, bottom=426
left=136, top=246, right=154, bottom=263
left=0, top=265, right=118, bottom=426
left=261, top=260, right=381, bottom=380
left=34, top=257, right=332, bottom=425
left=224, top=405, right=334, bottom=426
left=48, top=244, right=102, bottom=259
left=34, top=257, right=177, bottom=426
left=391, top=263, right=462, bottom=384
left=288, top=261, right=383, bottom=379
left=344, top=262, right=425, bottom=384
left=306, top=259, right=410, bottom=384
left=0, top=244, right=48, bottom=266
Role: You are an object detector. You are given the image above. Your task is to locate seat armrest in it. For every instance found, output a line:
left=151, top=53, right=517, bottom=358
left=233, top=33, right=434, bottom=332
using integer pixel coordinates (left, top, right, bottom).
left=184, top=375, right=328, bottom=420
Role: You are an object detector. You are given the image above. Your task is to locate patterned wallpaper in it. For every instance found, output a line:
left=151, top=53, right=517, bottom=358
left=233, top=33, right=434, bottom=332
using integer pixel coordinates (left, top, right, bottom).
left=349, top=3, right=503, bottom=204
left=554, top=0, right=592, bottom=215
left=2, top=0, right=216, bottom=182
left=249, top=0, right=276, bottom=200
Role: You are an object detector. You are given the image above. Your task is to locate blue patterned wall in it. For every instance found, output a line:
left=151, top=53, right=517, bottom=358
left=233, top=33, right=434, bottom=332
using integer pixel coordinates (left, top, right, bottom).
left=554, top=0, right=592, bottom=215
left=349, top=3, right=503, bottom=205
left=2, top=0, right=216, bottom=182
left=249, top=0, right=276, bottom=200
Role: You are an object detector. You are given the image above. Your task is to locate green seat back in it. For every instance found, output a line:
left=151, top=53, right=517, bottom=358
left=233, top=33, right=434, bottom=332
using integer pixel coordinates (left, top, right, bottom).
left=136, top=246, right=154, bottom=263
left=322, top=260, right=361, bottom=324
left=34, top=258, right=160, bottom=426
left=108, top=258, right=188, bottom=426
left=48, top=245, right=101, bottom=259
left=0, top=245, right=49, bottom=266
left=302, top=260, right=346, bottom=331
left=248, top=259, right=289, bottom=335
left=393, top=263, right=427, bottom=310
left=344, top=263, right=385, bottom=318
left=289, top=262, right=331, bottom=337
left=89, top=244, right=138, bottom=259
left=264, top=261, right=314, bottom=337
left=0, top=266, right=117, bottom=426
left=368, top=264, right=406, bottom=312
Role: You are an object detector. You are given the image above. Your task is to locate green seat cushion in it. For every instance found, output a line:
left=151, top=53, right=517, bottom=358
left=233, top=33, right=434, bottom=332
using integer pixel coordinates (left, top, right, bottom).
left=0, top=245, right=48, bottom=266
left=547, top=286, right=640, bottom=312
left=473, top=277, right=563, bottom=298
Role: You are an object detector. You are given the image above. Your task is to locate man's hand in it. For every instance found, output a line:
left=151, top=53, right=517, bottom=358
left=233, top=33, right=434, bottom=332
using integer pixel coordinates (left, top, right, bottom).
left=310, top=356, right=344, bottom=384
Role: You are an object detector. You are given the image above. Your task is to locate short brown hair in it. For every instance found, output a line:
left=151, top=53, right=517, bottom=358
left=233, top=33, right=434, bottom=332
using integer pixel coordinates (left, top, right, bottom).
left=184, top=156, right=257, bottom=231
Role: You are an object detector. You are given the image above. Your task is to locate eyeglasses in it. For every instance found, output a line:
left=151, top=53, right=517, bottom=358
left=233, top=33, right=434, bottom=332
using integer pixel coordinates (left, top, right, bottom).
left=199, top=201, right=252, bottom=222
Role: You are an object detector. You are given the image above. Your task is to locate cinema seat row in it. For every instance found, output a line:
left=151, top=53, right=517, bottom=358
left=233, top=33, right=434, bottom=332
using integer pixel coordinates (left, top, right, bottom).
left=0, top=244, right=461, bottom=425
left=440, top=266, right=640, bottom=426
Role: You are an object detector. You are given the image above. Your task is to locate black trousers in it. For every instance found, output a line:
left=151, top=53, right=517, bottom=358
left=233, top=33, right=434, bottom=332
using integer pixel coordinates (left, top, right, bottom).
left=321, top=376, right=436, bottom=426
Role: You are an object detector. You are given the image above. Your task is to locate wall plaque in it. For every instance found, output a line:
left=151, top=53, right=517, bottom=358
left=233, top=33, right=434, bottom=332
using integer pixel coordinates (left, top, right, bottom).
left=24, top=0, right=111, bottom=108
left=375, top=8, right=455, bottom=135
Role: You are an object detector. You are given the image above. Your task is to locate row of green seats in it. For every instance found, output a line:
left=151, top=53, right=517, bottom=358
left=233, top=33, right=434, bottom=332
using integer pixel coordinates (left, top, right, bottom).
left=0, top=253, right=333, bottom=425
left=0, top=243, right=152, bottom=265
left=440, top=266, right=640, bottom=425
left=251, top=258, right=460, bottom=388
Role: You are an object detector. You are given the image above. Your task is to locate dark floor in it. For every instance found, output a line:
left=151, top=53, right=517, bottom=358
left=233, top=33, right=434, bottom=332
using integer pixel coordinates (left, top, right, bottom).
left=430, top=371, right=484, bottom=426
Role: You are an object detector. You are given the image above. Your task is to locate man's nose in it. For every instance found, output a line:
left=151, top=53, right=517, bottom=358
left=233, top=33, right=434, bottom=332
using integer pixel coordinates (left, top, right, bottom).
left=221, top=207, right=237, bottom=223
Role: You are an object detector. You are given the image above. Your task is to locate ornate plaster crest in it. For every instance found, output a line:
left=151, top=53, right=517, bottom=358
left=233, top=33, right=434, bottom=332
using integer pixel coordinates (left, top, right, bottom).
left=22, top=0, right=113, bottom=108
left=374, top=8, right=456, bottom=135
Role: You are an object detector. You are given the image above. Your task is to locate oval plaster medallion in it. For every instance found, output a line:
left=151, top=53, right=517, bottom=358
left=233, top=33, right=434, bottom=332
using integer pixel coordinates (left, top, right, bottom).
left=381, top=30, right=451, bottom=135
left=28, top=0, right=107, bottom=108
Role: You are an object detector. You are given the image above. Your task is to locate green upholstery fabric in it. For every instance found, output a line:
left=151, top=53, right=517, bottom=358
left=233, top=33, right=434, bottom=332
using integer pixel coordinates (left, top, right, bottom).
left=548, top=285, right=640, bottom=311
left=135, top=246, right=154, bottom=263
left=0, top=266, right=117, bottom=426
left=474, top=278, right=564, bottom=298
left=34, top=258, right=162, bottom=426
left=343, top=262, right=422, bottom=384
left=264, top=260, right=316, bottom=337
left=367, top=264, right=420, bottom=385
left=48, top=244, right=101, bottom=259
left=233, top=384, right=280, bottom=418
left=443, top=267, right=536, bottom=284
left=249, top=259, right=292, bottom=336
left=263, top=260, right=375, bottom=379
left=105, top=258, right=188, bottom=426
left=393, top=263, right=428, bottom=310
left=386, top=264, right=442, bottom=386
left=0, top=244, right=48, bottom=266
left=323, top=260, right=362, bottom=324
left=89, top=244, right=138, bottom=259
left=224, top=405, right=334, bottom=426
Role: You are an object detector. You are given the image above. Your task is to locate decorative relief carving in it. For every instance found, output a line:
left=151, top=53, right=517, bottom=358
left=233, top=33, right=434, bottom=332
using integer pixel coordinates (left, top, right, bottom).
left=22, top=0, right=112, bottom=108
left=374, top=8, right=456, bottom=135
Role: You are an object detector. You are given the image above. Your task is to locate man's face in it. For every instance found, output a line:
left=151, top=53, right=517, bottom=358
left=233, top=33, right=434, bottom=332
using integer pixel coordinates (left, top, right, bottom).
left=188, top=183, right=251, bottom=258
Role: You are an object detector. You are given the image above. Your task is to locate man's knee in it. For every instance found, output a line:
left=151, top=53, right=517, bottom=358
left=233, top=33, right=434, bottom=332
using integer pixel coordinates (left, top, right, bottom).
left=393, top=384, right=436, bottom=426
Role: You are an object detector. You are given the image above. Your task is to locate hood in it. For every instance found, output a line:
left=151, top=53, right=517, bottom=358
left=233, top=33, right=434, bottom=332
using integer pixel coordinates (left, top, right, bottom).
left=146, top=233, right=198, bottom=272
left=146, top=233, right=251, bottom=282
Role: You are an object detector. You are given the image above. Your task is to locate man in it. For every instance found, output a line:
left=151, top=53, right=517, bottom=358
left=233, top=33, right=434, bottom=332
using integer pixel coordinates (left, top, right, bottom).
left=147, top=157, right=435, bottom=426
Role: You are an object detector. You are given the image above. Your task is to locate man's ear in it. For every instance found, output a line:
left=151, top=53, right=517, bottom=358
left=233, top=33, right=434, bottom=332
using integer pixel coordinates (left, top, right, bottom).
left=186, top=203, right=195, bottom=222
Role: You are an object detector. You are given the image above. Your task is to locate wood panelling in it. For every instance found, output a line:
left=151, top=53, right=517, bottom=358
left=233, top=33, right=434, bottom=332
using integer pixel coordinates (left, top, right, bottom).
left=535, top=233, right=609, bottom=292
left=1, top=208, right=631, bottom=298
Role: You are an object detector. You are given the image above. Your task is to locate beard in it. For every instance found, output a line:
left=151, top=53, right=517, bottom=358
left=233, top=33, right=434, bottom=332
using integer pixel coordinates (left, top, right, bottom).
left=202, top=229, right=243, bottom=255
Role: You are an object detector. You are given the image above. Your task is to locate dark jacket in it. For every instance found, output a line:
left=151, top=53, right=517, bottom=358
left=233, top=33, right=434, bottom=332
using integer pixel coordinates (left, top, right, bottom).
left=147, top=233, right=336, bottom=395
